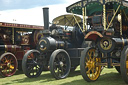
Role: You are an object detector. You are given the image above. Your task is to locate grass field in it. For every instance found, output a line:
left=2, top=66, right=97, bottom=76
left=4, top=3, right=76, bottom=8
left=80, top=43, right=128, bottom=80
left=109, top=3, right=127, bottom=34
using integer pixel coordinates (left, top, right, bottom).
left=0, top=67, right=127, bottom=85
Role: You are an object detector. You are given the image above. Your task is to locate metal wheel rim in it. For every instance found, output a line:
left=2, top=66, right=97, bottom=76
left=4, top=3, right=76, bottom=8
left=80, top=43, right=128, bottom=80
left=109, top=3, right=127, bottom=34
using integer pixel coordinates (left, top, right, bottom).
left=120, top=46, right=128, bottom=84
left=23, top=50, right=43, bottom=78
left=53, top=52, right=70, bottom=78
left=0, top=53, right=17, bottom=77
left=126, top=54, right=128, bottom=75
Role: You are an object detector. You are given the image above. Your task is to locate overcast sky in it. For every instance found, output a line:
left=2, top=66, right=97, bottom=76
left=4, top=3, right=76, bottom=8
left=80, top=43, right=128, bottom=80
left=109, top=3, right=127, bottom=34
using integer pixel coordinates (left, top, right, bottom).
left=0, top=0, right=65, bottom=10
left=0, top=0, right=79, bottom=26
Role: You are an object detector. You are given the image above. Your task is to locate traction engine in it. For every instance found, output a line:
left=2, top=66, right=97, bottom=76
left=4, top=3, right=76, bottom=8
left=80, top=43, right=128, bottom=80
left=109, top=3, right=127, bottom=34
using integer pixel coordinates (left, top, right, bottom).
left=66, top=0, right=128, bottom=84
left=22, top=8, right=88, bottom=79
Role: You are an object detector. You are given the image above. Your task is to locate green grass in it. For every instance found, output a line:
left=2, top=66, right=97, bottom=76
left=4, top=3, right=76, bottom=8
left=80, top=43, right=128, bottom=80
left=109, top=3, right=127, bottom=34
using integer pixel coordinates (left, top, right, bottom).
left=0, top=67, right=127, bottom=85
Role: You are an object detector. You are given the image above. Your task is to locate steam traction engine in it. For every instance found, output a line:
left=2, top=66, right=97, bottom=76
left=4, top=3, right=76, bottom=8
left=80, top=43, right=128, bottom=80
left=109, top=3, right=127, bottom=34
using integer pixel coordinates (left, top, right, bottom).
left=0, top=22, right=43, bottom=77
left=22, top=8, right=88, bottom=79
left=66, top=0, right=128, bottom=83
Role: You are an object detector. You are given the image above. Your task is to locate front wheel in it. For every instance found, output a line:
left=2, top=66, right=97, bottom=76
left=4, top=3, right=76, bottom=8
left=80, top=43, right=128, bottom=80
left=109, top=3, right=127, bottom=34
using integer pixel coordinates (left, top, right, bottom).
left=120, top=46, right=128, bottom=83
left=80, top=47, right=101, bottom=82
left=49, top=49, right=71, bottom=79
left=0, top=52, right=18, bottom=77
left=22, top=50, right=43, bottom=78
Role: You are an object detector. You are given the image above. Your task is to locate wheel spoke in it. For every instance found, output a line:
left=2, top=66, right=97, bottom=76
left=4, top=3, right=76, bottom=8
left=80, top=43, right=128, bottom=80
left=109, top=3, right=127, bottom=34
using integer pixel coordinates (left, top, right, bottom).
left=8, top=69, right=12, bottom=73
left=54, top=62, right=59, bottom=69
left=85, top=57, right=89, bottom=62
left=61, top=67, right=64, bottom=73
left=1, top=59, right=5, bottom=63
left=9, top=57, right=14, bottom=63
left=10, top=65, right=14, bottom=69
left=57, top=67, right=60, bottom=76
left=85, top=65, right=88, bottom=69
left=57, top=55, right=60, bottom=61
left=91, top=68, right=95, bottom=78
left=86, top=67, right=92, bottom=74
left=61, top=56, right=65, bottom=62
left=27, top=57, right=38, bottom=66
left=92, top=57, right=95, bottom=62
left=2, top=67, right=7, bottom=73
left=4, top=57, right=8, bottom=63
left=62, top=65, right=66, bottom=71
left=6, top=56, right=11, bottom=63
left=88, top=71, right=91, bottom=78
left=27, top=66, right=33, bottom=74
left=27, top=63, right=35, bottom=65
left=31, top=57, right=35, bottom=63
left=88, top=53, right=92, bottom=61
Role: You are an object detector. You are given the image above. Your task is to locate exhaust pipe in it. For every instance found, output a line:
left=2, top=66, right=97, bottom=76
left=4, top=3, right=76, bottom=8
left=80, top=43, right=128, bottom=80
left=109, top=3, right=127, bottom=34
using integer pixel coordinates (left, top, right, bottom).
left=43, top=7, right=49, bottom=30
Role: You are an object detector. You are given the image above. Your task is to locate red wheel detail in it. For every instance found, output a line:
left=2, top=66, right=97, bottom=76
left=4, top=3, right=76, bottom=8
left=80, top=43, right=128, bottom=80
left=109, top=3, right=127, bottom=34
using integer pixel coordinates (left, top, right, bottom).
left=0, top=52, right=18, bottom=77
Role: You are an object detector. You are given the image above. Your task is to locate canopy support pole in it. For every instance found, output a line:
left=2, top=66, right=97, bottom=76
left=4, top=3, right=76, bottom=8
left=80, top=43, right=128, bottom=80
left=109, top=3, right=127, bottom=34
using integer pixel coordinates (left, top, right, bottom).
left=82, top=7, right=85, bottom=32
left=103, top=5, right=106, bottom=30
left=123, top=9, right=128, bottom=21
left=71, top=11, right=83, bottom=32
left=106, top=5, right=121, bottom=30
left=85, top=7, right=87, bottom=31
left=120, top=10, right=122, bottom=35
left=12, top=28, right=15, bottom=44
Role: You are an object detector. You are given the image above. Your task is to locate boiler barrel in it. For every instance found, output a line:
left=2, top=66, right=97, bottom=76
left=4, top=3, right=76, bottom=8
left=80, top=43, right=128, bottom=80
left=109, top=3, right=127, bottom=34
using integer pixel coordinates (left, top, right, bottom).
left=38, top=37, right=66, bottom=52
left=0, top=45, right=22, bottom=53
left=112, top=38, right=128, bottom=47
left=0, top=45, right=5, bottom=52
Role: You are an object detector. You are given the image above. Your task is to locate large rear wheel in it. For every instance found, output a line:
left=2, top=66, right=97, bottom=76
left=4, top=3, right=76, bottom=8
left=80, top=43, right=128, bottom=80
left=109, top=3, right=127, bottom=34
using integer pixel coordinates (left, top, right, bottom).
left=22, top=50, right=43, bottom=78
left=120, top=46, right=128, bottom=83
left=0, top=52, right=18, bottom=77
left=80, top=47, right=101, bottom=82
left=49, top=49, right=71, bottom=79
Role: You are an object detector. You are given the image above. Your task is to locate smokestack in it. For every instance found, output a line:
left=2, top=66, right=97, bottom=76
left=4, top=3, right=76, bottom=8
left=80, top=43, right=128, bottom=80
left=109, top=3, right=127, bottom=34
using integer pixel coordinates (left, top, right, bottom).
left=43, top=7, right=49, bottom=30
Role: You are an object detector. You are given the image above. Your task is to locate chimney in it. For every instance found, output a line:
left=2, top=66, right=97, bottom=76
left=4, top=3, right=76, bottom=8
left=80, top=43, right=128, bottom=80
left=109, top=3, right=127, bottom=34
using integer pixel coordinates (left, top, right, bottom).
left=43, top=7, right=49, bottom=30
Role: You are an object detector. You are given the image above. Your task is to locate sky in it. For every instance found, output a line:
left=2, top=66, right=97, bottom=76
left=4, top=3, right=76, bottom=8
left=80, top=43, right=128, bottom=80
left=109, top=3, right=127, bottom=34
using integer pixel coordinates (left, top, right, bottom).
left=0, top=0, right=79, bottom=26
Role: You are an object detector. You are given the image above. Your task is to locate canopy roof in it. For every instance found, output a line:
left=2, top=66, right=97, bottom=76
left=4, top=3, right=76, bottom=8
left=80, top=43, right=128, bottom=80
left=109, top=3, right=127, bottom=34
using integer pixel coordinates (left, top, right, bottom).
left=66, top=0, right=128, bottom=16
left=52, top=14, right=82, bottom=26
